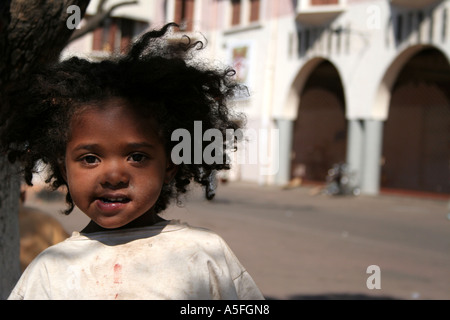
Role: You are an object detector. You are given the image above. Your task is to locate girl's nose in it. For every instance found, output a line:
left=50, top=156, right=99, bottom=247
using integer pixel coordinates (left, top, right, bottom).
left=100, top=160, right=130, bottom=189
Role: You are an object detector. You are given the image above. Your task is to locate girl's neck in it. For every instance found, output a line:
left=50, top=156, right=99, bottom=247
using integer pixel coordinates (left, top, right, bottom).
left=81, top=213, right=166, bottom=234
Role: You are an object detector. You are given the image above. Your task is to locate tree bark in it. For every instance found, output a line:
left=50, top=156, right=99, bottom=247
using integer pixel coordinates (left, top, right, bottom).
left=0, top=161, right=20, bottom=300
left=2, top=0, right=90, bottom=87
left=0, top=0, right=89, bottom=300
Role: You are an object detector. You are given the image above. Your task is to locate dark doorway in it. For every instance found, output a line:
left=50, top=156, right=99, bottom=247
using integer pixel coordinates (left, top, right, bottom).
left=382, top=48, right=450, bottom=194
left=291, top=60, right=347, bottom=183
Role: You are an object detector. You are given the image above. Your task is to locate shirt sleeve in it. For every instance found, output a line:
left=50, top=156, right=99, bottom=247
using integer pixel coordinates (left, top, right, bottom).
left=7, top=250, right=53, bottom=300
left=233, top=270, right=265, bottom=300
left=217, top=236, right=265, bottom=300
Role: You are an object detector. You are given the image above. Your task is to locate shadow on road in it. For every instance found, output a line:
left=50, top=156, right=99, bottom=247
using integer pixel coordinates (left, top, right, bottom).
left=265, top=293, right=399, bottom=300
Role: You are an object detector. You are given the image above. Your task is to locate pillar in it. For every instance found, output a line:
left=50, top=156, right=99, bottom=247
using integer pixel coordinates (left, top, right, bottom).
left=361, top=119, right=384, bottom=195
left=275, top=118, right=294, bottom=186
left=346, top=119, right=365, bottom=188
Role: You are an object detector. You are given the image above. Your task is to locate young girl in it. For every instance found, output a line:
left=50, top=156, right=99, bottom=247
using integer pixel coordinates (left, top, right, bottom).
left=2, top=23, right=264, bottom=300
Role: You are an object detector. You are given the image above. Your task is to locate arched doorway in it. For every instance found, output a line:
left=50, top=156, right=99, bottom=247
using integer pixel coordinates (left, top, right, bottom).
left=291, top=60, right=347, bottom=183
left=382, top=48, right=450, bottom=194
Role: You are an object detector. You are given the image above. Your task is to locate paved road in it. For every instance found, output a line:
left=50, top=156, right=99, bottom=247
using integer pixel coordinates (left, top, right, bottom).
left=25, top=181, right=450, bottom=300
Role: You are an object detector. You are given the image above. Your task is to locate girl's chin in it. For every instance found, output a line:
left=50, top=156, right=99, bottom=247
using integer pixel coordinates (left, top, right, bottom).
left=81, top=218, right=129, bottom=233
left=82, top=209, right=161, bottom=233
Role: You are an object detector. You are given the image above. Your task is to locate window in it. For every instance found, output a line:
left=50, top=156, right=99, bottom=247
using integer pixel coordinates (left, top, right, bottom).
left=442, top=8, right=447, bottom=42
left=249, top=0, right=260, bottom=22
left=231, top=0, right=241, bottom=26
left=417, top=11, right=424, bottom=42
left=93, top=17, right=135, bottom=53
left=175, top=0, right=195, bottom=31
left=395, top=14, right=403, bottom=43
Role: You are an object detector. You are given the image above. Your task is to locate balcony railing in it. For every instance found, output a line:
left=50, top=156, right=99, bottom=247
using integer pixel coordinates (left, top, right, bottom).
left=390, top=0, right=443, bottom=9
left=296, top=0, right=346, bottom=26
left=311, top=0, right=339, bottom=4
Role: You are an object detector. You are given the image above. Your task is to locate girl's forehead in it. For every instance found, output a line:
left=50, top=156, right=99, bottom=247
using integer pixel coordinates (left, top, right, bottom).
left=69, top=97, right=161, bottom=140
left=73, top=97, right=135, bottom=116
left=72, top=97, right=154, bottom=123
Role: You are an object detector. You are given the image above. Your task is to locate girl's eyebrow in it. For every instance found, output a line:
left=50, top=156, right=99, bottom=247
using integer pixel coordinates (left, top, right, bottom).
left=73, top=143, right=99, bottom=152
left=127, top=142, right=156, bottom=150
left=72, top=142, right=156, bottom=152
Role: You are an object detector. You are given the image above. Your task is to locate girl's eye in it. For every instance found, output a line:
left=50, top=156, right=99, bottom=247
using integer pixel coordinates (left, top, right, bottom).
left=81, top=155, right=99, bottom=164
left=128, top=153, right=147, bottom=163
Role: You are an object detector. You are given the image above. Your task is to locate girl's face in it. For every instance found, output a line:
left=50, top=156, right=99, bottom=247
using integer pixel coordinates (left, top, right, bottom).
left=63, top=98, right=177, bottom=231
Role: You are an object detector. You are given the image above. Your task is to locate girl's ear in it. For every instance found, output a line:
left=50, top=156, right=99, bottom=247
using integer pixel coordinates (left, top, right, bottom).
left=164, top=161, right=178, bottom=184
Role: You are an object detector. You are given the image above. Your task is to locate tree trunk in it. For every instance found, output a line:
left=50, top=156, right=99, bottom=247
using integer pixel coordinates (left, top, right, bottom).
left=0, top=0, right=89, bottom=299
left=0, top=160, right=20, bottom=300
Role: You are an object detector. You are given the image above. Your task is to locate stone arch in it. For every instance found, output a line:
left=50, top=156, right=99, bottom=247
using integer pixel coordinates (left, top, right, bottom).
left=283, top=57, right=327, bottom=120
left=372, top=44, right=447, bottom=120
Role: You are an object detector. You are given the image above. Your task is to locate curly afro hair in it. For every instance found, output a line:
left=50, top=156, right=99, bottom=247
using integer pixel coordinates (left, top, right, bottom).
left=0, top=23, right=246, bottom=215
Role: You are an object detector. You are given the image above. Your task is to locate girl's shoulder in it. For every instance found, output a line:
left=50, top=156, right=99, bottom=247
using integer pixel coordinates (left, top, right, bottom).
left=56, top=219, right=225, bottom=248
left=164, top=220, right=227, bottom=243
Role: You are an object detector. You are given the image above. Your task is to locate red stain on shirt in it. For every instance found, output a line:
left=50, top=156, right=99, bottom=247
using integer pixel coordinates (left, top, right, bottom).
left=113, top=263, right=122, bottom=284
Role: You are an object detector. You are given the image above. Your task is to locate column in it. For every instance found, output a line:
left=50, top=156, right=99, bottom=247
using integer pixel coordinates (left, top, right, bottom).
left=361, top=119, right=384, bottom=195
left=275, top=118, right=294, bottom=186
left=346, top=119, right=364, bottom=188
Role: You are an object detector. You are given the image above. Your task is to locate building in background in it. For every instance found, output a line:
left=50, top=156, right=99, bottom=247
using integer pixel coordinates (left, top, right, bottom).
left=63, top=0, right=450, bottom=198
left=63, top=0, right=152, bottom=59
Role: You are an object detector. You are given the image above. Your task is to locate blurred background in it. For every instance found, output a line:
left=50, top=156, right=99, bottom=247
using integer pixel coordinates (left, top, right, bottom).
left=2, top=0, right=450, bottom=300
left=63, top=0, right=450, bottom=198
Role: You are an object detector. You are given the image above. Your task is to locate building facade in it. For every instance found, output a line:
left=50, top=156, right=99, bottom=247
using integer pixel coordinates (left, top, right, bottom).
left=64, top=0, right=450, bottom=197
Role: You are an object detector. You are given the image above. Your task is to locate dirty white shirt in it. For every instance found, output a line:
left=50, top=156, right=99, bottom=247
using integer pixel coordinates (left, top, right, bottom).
left=8, top=220, right=264, bottom=300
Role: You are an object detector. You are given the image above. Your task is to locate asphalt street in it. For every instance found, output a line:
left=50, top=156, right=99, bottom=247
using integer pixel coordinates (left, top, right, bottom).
left=24, top=181, right=450, bottom=300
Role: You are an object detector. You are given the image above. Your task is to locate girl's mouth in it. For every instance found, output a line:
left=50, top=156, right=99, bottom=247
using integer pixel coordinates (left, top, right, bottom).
left=99, top=197, right=130, bottom=204
left=95, top=196, right=131, bottom=213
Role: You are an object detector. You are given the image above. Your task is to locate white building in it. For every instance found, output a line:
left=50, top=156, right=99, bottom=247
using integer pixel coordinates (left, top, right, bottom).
left=64, top=0, right=450, bottom=197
